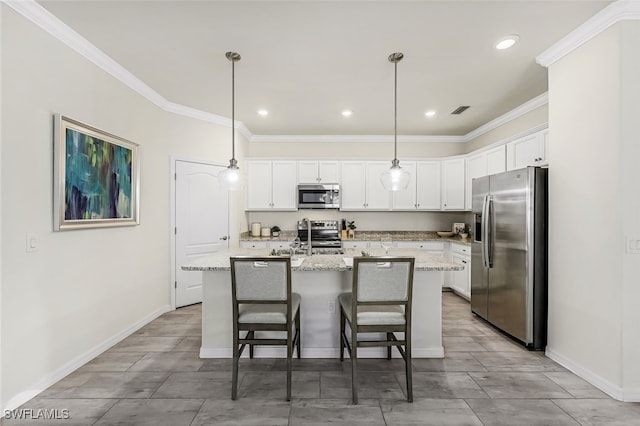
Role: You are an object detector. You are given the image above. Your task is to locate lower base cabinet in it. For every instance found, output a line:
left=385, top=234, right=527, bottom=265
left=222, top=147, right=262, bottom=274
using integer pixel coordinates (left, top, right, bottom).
left=447, top=243, right=470, bottom=299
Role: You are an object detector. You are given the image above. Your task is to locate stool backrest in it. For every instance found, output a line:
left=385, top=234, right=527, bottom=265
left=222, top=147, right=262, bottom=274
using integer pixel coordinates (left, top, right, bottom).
left=353, top=257, right=415, bottom=303
left=230, top=257, right=291, bottom=302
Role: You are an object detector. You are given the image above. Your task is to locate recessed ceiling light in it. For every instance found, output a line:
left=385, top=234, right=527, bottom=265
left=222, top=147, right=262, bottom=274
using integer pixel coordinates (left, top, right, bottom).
left=425, top=110, right=436, bottom=117
left=342, top=110, right=353, bottom=117
left=257, top=109, right=269, bottom=116
left=495, top=35, right=520, bottom=50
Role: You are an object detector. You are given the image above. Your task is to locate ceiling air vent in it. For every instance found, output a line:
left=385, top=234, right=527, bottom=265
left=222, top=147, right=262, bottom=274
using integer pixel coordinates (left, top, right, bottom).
left=451, top=106, right=470, bottom=115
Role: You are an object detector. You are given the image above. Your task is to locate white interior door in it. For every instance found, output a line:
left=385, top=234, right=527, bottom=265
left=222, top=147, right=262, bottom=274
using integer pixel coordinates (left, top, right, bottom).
left=175, top=160, right=229, bottom=307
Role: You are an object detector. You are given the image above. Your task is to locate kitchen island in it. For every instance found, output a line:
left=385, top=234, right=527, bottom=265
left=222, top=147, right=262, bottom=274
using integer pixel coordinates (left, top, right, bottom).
left=183, top=248, right=462, bottom=359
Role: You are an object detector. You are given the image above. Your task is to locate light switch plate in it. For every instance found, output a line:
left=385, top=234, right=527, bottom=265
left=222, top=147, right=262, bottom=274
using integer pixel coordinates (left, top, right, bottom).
left=26, top=233, right=39, bottom=252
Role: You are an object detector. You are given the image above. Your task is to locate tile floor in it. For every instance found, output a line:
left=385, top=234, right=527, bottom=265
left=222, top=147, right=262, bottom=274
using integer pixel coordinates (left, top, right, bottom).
left=6, top=292, right=640, bottom=425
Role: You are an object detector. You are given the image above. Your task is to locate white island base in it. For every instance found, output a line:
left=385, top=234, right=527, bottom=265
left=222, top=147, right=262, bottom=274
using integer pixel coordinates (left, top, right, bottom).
left=195, top=251, right=449, bottom=359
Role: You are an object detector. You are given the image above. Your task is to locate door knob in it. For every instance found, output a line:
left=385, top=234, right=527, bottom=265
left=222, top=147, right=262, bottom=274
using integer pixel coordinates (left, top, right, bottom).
left=220, top=236, right=228, bottom=240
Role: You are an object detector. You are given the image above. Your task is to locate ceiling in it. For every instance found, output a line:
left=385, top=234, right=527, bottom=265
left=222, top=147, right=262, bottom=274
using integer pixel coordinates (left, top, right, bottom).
left=38, top=0, right=611, bottom=137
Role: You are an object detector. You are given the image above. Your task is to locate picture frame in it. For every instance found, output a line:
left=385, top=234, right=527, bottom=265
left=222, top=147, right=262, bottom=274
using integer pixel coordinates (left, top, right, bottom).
left=53, top=114, right=140, bottom=231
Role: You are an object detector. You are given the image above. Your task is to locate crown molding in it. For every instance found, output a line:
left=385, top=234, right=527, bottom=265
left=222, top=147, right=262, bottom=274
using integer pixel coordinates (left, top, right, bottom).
left=6, top=0, right=547, bottom=146
left=537, top=0, right=640, bottom=68
left=3, top=0, right=246, bottom=133
left=462, top=92, right=549, bottom=142
left=249, top=134, right=465, bottom=144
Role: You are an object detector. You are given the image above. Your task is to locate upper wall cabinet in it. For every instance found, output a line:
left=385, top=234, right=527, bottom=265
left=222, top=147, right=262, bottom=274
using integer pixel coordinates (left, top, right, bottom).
left=441, top=158, right=465, bottom=210
left=392, top=161, right=441, bottom=210
left=465, top=145, right=505, bottom=209
left=298, top=161, right=340, bottom=184
left=506, top=129, right=548, bottom=171
left=341, top=161, right=390, bottom=210
left=246, top=160, right=298, bottom=210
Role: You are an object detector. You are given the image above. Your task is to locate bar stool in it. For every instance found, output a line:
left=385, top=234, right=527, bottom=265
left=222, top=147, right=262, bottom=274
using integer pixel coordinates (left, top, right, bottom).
left=229, top=256, right=301, bottom=401
left=338, top=256, right=415, bottom=404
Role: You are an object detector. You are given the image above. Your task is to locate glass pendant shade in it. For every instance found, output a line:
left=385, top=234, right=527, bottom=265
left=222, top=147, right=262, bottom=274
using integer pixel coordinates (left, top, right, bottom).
left=381, top=159, right=411, bottom=191
left=218, top=158, right=243, bottom=191
left=218, top=51, right=243, bottom=191
left=381, top=52, right=410, bottom=192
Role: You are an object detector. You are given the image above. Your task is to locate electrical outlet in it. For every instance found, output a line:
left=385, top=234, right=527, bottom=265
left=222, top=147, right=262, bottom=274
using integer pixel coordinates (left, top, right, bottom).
left=626, top=236, right=640, bottom=254
left=327, top=300, right=336, bottom=314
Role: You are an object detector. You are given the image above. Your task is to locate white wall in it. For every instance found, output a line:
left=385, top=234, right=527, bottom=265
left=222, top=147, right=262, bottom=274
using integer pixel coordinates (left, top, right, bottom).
left=619, top=20, right=640, bottom=398
left=547, top=21, right=640, bottom=400
left=0, top=6, right=245, bottom=408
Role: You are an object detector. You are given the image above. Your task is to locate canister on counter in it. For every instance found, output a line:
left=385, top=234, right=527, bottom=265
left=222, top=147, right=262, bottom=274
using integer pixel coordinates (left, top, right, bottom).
left=251, top=222, right=261, bottom=237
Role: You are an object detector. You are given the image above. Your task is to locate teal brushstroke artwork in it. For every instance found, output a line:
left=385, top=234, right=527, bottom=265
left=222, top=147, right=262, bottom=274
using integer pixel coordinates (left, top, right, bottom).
left=64, top=128, right=132, bottom=220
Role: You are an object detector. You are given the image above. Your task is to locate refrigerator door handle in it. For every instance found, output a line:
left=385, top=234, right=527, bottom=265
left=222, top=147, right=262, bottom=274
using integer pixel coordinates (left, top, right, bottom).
left=481, top=195, right=490, bottom=269
left=486, top=196, right=493, bottom=268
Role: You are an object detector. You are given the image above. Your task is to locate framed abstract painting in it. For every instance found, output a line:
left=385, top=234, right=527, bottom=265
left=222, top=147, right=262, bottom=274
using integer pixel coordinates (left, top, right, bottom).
left=53, top=114, right=140, bottom=230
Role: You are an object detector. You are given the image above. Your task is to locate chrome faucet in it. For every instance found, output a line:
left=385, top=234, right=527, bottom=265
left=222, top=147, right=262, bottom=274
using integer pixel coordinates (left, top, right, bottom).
left=303, top=217, right=312, bottom=256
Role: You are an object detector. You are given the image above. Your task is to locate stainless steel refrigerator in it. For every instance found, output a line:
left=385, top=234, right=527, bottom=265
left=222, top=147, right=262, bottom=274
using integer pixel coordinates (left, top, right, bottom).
left=471, top=167, right=548, bottom=350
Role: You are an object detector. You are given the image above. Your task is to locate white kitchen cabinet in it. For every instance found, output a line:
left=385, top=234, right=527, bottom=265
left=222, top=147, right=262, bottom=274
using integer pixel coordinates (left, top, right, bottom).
left=240, top=240, right=291, bottom=250
left=465, top=145, right=506, bottom=210
left=441, top=158, right=465, bottom=210
left=240, top=241, right=270, bottom=249
left=416, top=161, right=441, bottom=210
left=465, top=153, right=486, bottom=210
left=391, top=161, right=417, bottom=210
left=342, top=240, right=370, bottom=249
left=395, top=241, right=444, bottom=257
left=506, top=130, right=547, bottom=171
left=486, top=145, right=506, bottom=175
left=340, top=161, right=391, bottom=210
left=246, top=160, right=297, bottom=210
left=391, top=161, right=441, bottom=210
left=448, top=243, right=471, bottom=299
left=298, top=161, right=340, bottom=184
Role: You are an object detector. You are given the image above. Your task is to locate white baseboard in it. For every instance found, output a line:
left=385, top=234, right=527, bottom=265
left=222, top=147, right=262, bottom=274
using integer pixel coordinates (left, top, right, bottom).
left=200, top=346, right=444, bottom=359
left=2, top=304, right=171, bottom=412
left=545, top=346, right=638, bottom=401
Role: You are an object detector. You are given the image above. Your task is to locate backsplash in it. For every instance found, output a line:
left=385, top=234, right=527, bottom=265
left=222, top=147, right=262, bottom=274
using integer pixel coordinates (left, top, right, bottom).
left=245, top=211, right=473, bottom=233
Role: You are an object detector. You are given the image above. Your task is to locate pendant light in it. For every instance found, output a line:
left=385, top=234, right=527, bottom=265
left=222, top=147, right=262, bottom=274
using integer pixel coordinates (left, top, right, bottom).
left=380, top=52, right=411, bottom=192
left=218, top=51, right=243, bottom=191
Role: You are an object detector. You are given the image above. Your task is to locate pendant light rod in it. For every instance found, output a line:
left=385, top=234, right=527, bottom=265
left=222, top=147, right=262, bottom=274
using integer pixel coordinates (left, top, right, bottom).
left=226, top=51, right=241, bottom=164
left=388, top=52, right=403, bottom=163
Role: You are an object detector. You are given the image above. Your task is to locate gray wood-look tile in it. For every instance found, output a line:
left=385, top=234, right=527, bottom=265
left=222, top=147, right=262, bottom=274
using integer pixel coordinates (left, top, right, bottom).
left=94, top=398, right=203, bottom=426
left=9, top=293, right=640, bottom=426
left=380, top=398, right=484, bottom=426
left=238, top=371, right=320, bottom=399
left=191, top=398, right=291, bottom=425
left=469, top=372, right=574, bottom=399
left=466, top=398, right=582, bottom=426
left=127, top=351, right=205, bottom=372
left=553, top=398, right=640, bottom=426
left=409, top=372, right=489, bottom=399
left=40, top=372, right=169, bottom=399
left=152, top=371, right=238, bottom=399
left=289, top=398, right=385, bottom=425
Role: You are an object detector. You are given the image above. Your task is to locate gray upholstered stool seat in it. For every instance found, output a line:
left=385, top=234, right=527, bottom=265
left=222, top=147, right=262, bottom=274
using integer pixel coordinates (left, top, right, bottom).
left=338, top=293, right=405, bottom=325
left=239, top=293, right=301, bottom=324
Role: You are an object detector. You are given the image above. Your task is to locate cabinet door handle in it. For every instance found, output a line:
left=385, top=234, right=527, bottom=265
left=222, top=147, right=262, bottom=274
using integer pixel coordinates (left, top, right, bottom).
left=462, top=260, right=467, bottom=264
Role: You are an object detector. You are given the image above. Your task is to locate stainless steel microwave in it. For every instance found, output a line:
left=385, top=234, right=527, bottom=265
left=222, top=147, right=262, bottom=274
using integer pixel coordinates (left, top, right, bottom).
left=297, top=184, right=340, bottom=209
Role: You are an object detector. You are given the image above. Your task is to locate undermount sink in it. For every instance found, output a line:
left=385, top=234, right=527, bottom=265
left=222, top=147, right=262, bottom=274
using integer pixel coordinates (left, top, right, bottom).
left=311, top=248, right=344, bottom=255
left=290, top=257, right=305, bottom=267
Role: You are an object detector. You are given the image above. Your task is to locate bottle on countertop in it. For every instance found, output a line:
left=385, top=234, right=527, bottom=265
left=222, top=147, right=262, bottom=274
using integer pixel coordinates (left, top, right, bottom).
left=341, top=219, right=347, bottom=239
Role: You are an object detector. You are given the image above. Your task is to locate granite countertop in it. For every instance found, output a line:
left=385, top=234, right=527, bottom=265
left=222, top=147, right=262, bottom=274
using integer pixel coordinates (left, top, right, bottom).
left=239, top=230, right=471, bottom=245
left=183, top=247, right=463, bottom=272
